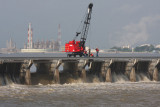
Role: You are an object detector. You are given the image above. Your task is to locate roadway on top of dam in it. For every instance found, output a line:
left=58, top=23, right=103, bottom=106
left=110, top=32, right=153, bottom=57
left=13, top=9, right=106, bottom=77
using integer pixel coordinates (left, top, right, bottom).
left=0, top=52, right=160, bottom=61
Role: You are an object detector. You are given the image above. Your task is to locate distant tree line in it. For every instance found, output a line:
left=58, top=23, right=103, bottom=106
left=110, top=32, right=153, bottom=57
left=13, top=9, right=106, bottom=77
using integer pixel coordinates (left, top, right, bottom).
left=110, top=45, right=160, bottom=52
left=110, top=47, right=132, bottom=52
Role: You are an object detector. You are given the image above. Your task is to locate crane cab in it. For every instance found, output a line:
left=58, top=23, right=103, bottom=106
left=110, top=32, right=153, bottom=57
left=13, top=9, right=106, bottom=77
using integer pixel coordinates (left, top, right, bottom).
left=65, top=40, right=84, bottom=57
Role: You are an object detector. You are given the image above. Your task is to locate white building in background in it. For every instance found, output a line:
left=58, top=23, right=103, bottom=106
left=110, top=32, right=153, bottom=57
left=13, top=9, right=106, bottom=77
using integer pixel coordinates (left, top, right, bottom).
left=122, top=45, right=130, bottom=49
left=155, top=45, right=160, bottom=48
left=140, top=44, right=151, bottom=47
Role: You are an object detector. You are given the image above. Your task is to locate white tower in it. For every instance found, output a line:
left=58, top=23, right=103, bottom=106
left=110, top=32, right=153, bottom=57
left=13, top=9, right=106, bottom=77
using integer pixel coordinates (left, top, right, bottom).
left=27, top=23, right=33, bottom=49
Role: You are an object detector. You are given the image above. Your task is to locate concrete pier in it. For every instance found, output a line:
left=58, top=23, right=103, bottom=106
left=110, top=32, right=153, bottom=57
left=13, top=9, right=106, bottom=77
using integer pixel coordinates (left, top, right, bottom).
left=20, top=60, right=33, bottom=85
left=153, top=67, right=159, bottom=81
left=0, top=53, right=160, bottom=85
left=81, top=69, right=86, bottom=82
left=106, top=68, right=112, bottom=82
left=130, top=67, right=136, bottom=82
left=25, top=69, right=31, bottom=85
left=54, top=69, right=60, bottom=83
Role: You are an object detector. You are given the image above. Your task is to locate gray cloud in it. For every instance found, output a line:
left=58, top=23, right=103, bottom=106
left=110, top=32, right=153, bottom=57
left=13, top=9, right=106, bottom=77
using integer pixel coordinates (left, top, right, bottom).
left=110, top=15, right=160, bottom=47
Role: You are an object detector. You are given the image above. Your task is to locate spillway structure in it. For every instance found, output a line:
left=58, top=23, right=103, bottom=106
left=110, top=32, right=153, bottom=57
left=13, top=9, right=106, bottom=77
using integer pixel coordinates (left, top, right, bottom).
left=0, top=53, right=160, bottom=85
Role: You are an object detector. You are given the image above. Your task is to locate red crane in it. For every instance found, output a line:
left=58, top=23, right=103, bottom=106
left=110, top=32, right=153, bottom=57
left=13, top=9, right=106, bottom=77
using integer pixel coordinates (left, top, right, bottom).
left=64, top=3, right=93, bottom=57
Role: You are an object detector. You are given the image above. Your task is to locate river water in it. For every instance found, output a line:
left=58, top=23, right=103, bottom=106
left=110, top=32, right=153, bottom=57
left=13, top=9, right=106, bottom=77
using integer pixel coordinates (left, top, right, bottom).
left=0, top=81, right=160, bottom=107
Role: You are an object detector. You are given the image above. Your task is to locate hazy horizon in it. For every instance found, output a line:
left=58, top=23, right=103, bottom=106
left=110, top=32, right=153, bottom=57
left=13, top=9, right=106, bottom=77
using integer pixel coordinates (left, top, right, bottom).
left=0, top=0, right=160, bottom=49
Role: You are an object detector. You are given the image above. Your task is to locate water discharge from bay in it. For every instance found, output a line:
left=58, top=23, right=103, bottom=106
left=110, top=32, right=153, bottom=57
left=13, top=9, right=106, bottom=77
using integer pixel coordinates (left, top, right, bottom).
left=0, top=71, right=157, bottom=85
left=31, top=71, right=154, bottom=85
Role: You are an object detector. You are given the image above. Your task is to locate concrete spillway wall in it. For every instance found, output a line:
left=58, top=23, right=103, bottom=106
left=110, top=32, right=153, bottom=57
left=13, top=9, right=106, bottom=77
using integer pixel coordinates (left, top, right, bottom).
left=0, top=58, right=160, bottom=85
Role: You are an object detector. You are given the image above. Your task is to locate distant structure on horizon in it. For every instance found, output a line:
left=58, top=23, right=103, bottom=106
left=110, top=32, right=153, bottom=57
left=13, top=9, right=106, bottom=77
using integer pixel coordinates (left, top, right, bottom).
left=21, top=23, right=61, bottom=53
left=0, top=38, right=18, bottom=53
left=27, top=23, right=33, bottom=49
left=58, top=24, right=61, bottom=50
left=6, top=38, right=16, bottom=49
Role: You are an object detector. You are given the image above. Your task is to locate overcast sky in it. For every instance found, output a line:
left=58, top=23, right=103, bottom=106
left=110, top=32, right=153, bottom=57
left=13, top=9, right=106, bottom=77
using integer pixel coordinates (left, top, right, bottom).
left=0, top=0, right=160, bottom=49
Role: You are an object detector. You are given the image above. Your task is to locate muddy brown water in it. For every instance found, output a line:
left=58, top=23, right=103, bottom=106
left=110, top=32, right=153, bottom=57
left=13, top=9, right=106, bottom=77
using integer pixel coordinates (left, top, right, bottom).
left=0, top=76, right=160, bottom=107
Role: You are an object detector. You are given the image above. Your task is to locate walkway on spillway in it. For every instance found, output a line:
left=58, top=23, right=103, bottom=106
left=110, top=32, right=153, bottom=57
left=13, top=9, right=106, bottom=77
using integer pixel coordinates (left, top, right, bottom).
left=0, top=52, right=160, bottom=61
